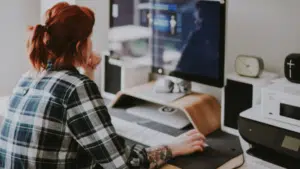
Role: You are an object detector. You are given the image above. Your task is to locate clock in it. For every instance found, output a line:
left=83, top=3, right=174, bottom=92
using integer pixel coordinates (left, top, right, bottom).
left=235, top=55, right=264, bottom=78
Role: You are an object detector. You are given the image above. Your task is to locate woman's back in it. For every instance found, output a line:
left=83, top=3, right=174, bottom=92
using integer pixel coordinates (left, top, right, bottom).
left=0, top=69, right=98, bottom=169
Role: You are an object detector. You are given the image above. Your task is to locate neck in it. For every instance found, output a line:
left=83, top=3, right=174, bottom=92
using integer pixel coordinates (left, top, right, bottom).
left=81, top=67, right=95, bottom=81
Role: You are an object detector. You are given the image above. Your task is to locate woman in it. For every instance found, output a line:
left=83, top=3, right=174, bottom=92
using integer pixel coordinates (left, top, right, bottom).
left=0, top=2, right=206, bottom=169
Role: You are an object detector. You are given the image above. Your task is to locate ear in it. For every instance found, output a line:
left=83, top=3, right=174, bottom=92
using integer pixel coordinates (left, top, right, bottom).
left=43, top=33, right=50, bottom=47
left=76, top=41, right=83, bottom=56
left=76, top=39, right=88, bottom=65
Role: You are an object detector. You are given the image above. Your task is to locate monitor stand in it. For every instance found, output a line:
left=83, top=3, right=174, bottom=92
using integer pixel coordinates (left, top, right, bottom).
left=144, top=76, right=192, bottom=104
left=109, top=81, right=221, bottom=136
left=139, top=88, right=187, bottom=104
left=123, top=76, right=192, bottom=129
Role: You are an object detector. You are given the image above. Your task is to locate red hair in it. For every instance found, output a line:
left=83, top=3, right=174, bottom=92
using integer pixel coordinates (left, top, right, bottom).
left=27, top=2, right=95, bottom=71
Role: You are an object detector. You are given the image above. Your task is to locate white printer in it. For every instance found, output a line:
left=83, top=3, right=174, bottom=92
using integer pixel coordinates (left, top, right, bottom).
left=238, top=79, right=300, bottom=169
left=262, top=78, right=300, bottom=127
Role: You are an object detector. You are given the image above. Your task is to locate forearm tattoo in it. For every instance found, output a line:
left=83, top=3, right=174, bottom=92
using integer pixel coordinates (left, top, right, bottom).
left=146, top=145, right=173, bottom=169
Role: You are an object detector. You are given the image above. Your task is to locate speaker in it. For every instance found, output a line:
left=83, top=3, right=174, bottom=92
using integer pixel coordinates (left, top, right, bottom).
left=104, top=55, right=122, bottom=95
left=285, top=53, right=300, bottom=84
left=221, top=72, right=278, bottom=135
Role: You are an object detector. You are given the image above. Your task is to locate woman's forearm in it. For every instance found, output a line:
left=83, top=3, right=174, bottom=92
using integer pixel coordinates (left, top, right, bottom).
left=145, top=145, right=174, bottom=169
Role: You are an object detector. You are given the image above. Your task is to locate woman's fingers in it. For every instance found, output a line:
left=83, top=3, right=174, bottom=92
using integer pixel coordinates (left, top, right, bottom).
left=186, top=129, right=198, bottom=136
left=192, top=140, right=205, bottom=152
left=189, top=133, right=205, bottom=142
left=87, top=52, right=101, bottom=70
left=186, top=129, right=205, bottom=140
left=192, top=140, right=204, bottom=147
left=192, top=145, right=204, bottom=152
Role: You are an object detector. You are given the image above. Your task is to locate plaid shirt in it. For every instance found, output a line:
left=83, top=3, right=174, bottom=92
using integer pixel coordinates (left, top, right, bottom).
left=0, top=68, right=150, bottom=169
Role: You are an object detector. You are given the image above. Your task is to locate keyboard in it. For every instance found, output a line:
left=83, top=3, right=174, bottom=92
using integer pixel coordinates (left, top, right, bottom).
left=111, top=116, right=209, bottom=148
left=111, top=116, right=177, bottom=147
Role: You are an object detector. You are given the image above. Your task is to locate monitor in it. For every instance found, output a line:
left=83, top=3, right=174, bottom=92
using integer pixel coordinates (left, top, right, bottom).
left=109, top=0, right=152, bottom=66
left=151, top=0, right=226, bottom=87
left=109, top=0, right=226, bottom=87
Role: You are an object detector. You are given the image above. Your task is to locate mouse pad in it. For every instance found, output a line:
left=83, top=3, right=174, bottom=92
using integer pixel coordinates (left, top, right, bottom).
left=168, top=130, right=243, bottom=169
left=126, top=130, right=243, bottom=169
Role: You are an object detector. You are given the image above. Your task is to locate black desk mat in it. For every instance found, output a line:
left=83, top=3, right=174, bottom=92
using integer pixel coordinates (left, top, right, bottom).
left=168, top=130, right=243, bottom=169
left=108, top=105, right=243, bottom=169
left=125, top=130, right=243, bottom=169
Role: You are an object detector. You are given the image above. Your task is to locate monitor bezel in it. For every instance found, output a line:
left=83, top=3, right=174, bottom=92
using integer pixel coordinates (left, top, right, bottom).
left=152, top=0, right=226, bottom=88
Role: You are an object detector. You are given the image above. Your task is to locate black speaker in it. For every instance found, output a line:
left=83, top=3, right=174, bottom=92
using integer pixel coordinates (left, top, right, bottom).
left=222, top=73, right=278, bottom=134
left=104, top=55, right=121, bottom=95
left=101, top=54, right=150, bottom=99
left=224, top=79, right=253, bottom=130
left=285, top=53, right=300, bottom=84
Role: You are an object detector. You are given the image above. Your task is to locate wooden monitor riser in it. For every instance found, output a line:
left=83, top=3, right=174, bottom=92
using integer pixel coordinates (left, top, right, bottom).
left=109, top=82, right=221, bottom=136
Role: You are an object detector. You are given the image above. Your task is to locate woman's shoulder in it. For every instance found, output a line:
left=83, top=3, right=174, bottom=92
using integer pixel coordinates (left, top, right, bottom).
left=20, top=69, right=95, bottom=90
left=58, top=70, right=95, bottom=87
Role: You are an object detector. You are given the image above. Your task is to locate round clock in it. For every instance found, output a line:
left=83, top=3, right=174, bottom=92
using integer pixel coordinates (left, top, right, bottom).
left=235, top=55, right=264, bottom=78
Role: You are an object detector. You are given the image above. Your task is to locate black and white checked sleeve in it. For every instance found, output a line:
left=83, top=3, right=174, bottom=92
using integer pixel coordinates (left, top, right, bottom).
left=65, top=79, right=150, bottom=169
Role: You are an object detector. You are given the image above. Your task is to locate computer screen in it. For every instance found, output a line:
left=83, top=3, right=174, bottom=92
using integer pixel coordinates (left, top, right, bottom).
left=151, top=0, right=225, bottom=87
left=109, top=0, right=152, bottom=66
left=109, top=0, right=226, bottom=87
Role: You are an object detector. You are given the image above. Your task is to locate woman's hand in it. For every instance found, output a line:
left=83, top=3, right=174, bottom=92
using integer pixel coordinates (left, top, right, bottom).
left=84, top=52, right=101, bottom=70
left=168, top=129, right=206, bottom=157
left=82, top=52, right=101, bottom=80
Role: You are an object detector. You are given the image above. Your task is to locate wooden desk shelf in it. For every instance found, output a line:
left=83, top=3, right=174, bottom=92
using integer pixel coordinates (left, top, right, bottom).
left=109, top=82, right=221, bottom=136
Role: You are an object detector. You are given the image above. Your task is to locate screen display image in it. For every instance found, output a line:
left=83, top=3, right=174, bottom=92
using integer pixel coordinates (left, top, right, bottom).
left=109, top=0, right=152, bottom=66
left=281, top=136, right=300, bottom=152
left=280, top=103, right=300, bottom=120
left=110, top=0, right=226, bottom=87
left=151, top=0, right=225, bottom=86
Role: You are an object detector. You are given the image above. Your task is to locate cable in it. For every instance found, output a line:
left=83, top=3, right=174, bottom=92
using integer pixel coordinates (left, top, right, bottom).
left=232, top=143, right=251, bottom=169
left=232, top=154, right=245, bottom=169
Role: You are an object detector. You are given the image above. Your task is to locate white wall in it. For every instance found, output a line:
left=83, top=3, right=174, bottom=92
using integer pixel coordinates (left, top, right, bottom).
left=0, top=0, right=40, bottom=96
left=0, top=0, right=106, bottom=96
left=41, top=0, right=75, bottom=20
left=225, top=0, right=300, bottom=75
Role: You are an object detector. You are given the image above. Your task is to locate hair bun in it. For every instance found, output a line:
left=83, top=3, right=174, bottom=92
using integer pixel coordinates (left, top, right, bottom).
left=36, top=24, right=48, bottom=33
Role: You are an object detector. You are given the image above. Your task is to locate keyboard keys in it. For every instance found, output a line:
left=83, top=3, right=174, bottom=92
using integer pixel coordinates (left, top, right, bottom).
left=111, top=116, right=177, bottom=147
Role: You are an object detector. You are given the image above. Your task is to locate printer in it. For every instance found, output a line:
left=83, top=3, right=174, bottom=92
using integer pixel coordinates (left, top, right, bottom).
left=238, top=78, right=300, bottom=169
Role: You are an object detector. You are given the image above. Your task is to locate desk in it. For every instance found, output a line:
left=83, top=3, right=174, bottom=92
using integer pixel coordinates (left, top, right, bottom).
left=108, top=103, right=244, bottom=169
